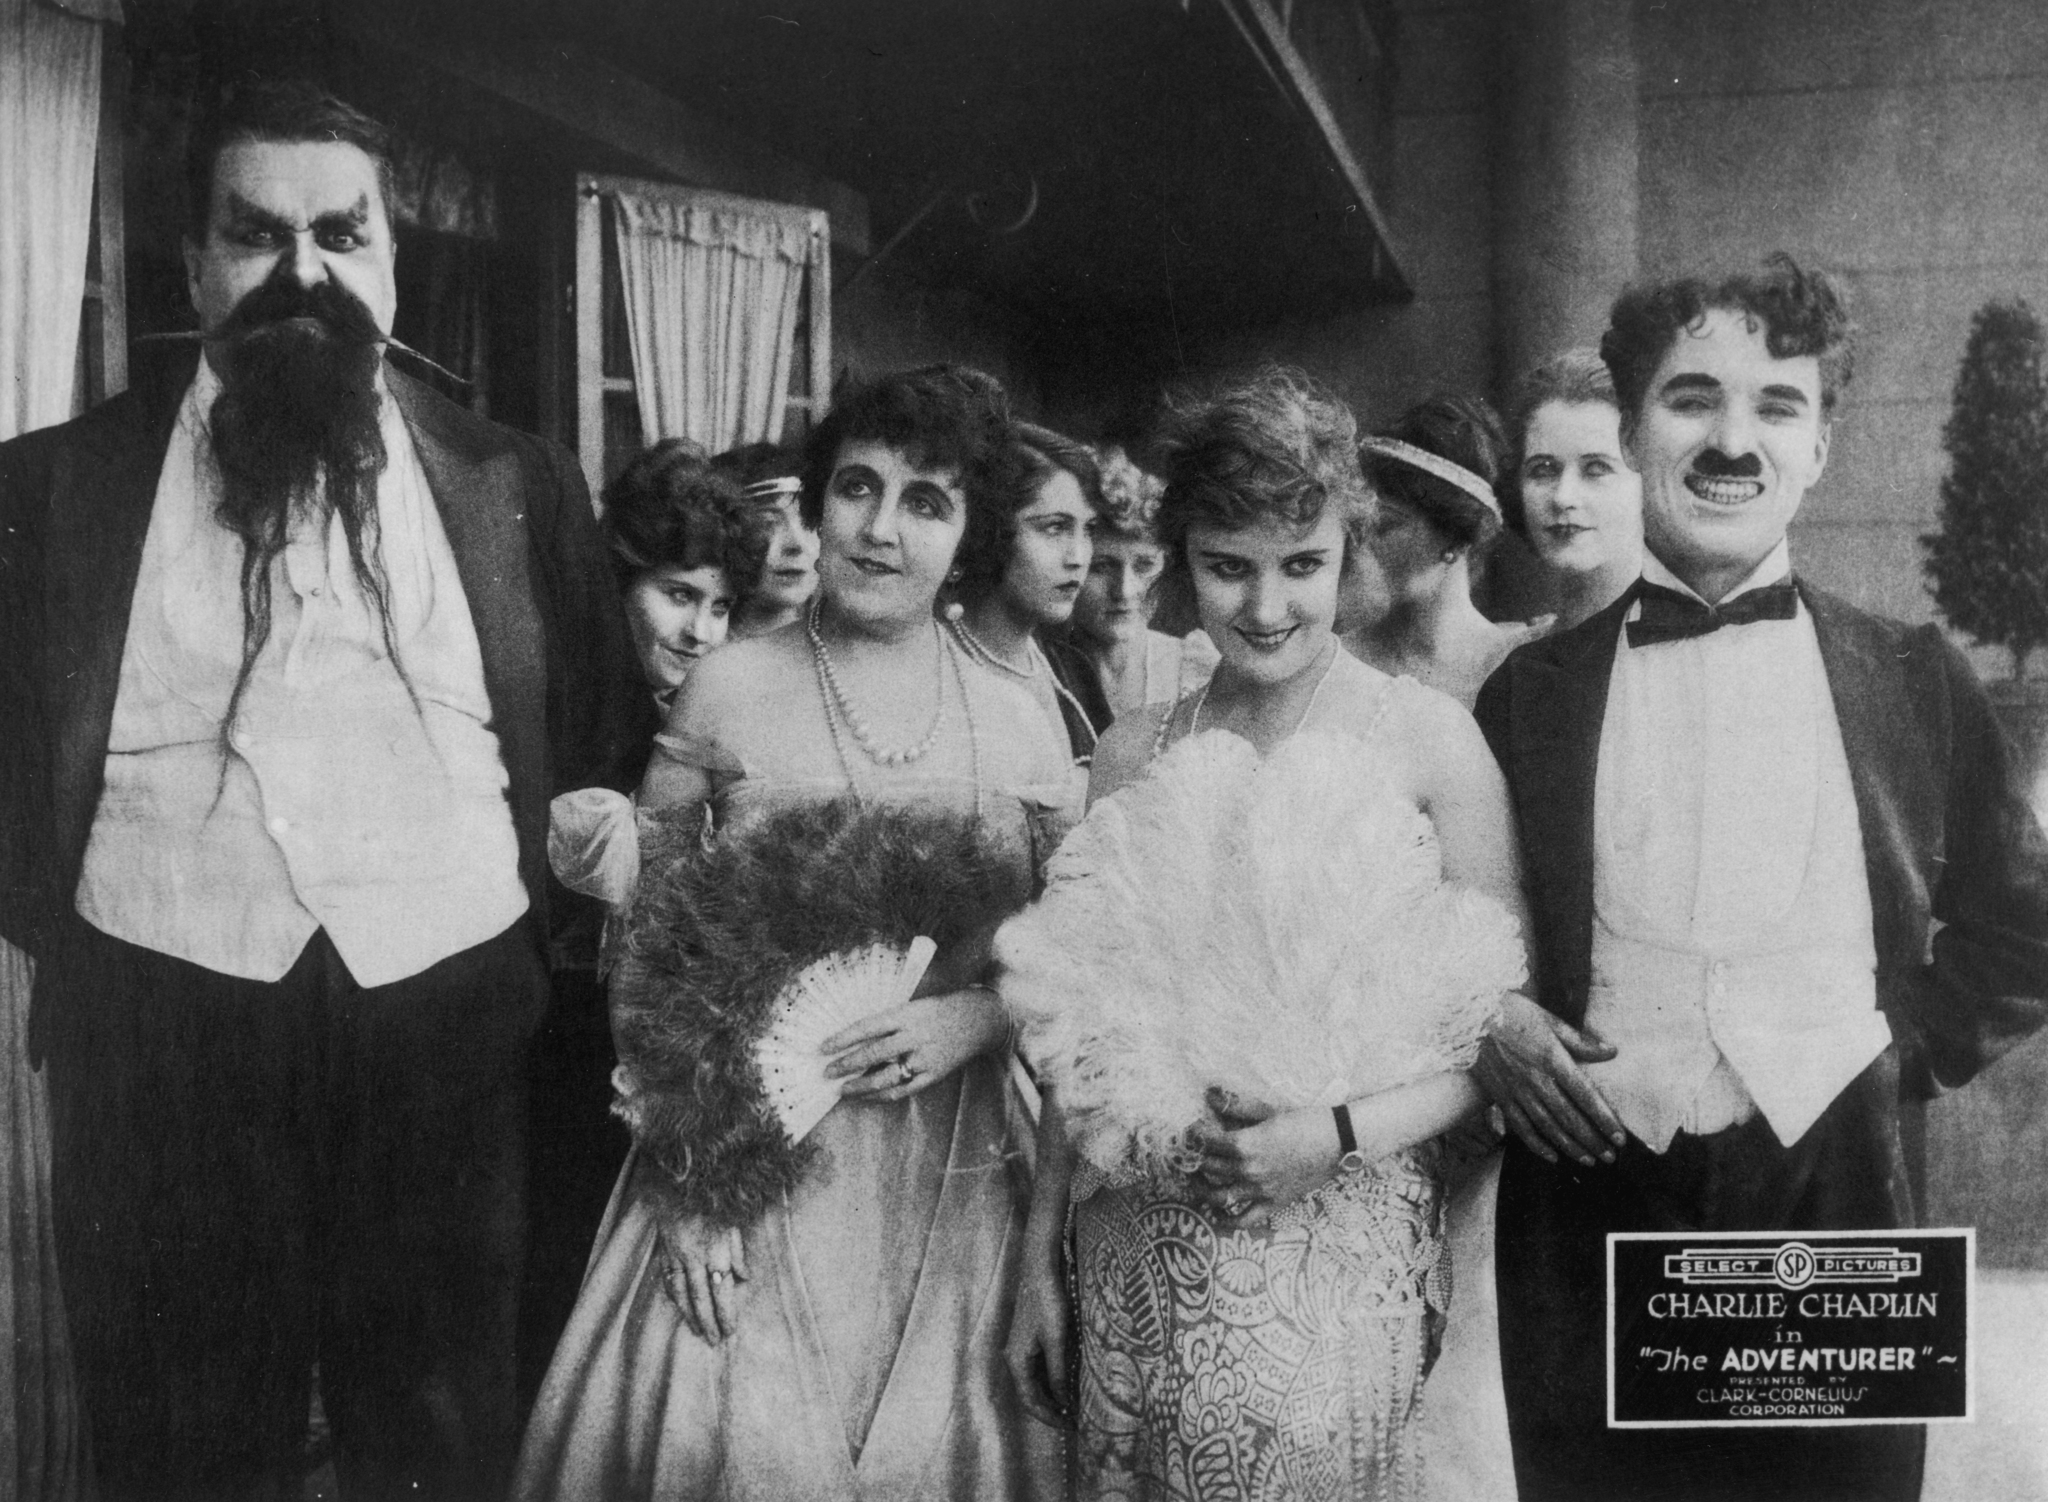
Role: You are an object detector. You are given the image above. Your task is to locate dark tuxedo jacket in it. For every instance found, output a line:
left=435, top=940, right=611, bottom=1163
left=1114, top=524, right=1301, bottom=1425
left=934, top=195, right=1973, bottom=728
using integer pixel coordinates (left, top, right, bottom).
left=0, top=354, right=648, bottom=1031
left=1475, top=579, right=2048, bottom=1189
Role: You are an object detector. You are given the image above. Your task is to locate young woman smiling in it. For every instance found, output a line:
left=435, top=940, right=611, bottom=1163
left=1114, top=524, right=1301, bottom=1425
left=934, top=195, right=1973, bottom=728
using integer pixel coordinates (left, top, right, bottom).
left=1002, top=366, right=1532, bottom=1501
left=601, top=440, right=763, bottom=705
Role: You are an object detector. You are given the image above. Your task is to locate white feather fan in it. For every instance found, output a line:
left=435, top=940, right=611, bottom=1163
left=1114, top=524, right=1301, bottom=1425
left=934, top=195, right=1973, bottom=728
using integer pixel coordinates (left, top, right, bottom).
left=996, top=729, right=1523, bottom=1180
left=755, top=936, right=938, bottom=1144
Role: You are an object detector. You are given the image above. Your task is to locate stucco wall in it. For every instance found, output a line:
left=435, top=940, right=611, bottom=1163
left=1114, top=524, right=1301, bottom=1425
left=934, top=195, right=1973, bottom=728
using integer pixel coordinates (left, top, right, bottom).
left=1636, top=0, right=2048, bottom=637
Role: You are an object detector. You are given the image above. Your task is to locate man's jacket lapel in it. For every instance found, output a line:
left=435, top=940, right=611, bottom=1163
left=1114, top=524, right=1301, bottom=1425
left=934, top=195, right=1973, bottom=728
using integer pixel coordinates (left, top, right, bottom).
left=44, top=371, right=185, bottom=897
left=1482, top=590, right=1634, bottom=1026
left=392, top=371, right=551, bottom=906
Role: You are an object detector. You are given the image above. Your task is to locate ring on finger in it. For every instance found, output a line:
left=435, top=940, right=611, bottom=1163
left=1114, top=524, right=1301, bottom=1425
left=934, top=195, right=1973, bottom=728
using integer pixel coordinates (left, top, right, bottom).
left=895, top=1051, right=921, bottom=1084
left=708, top=1268, right=731, bottom=1282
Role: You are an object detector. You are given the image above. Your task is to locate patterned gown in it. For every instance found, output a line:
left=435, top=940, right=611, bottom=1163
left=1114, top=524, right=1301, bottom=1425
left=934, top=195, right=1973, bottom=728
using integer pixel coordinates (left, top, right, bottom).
left=1073, top=1119, right=1448, bottom=1501
left=1006, top=665, right=1511, bottom=1502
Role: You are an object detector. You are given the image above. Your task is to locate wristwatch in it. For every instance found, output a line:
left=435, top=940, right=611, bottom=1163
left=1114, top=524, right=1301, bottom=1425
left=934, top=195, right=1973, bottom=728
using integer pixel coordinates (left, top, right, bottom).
left=1333, top=1104, right=1368, bottom=1175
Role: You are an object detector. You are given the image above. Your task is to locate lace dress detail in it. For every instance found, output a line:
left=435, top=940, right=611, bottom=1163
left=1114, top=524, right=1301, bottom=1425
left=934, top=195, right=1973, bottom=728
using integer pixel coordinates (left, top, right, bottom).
left=1074, top=1147, right=1445, bottom=1502
left=1000, top=666, right=1516, bottom=1501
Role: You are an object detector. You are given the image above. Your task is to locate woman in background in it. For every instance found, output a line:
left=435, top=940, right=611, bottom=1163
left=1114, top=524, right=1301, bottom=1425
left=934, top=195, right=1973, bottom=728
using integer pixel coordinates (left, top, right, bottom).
left=523, top=439, right=765, bottom=1404
left=517, top=365, right=1072, bottom=1501
left=1343, top=396, right=1552, bottom=709
left=1048, top=443, right=1219, bottom=735
left=711, top=440, right=820, bottom=639
left=948, top=420, right=1106, bottom=761
left=1503, top=348, right=1644, bottom=630
left=606, top=440, right=764, bottom=706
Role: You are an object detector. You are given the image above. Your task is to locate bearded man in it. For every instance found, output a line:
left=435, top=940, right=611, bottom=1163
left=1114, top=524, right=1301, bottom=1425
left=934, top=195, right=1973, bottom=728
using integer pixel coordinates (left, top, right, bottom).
left=0, top=80, right=642, bottom=1499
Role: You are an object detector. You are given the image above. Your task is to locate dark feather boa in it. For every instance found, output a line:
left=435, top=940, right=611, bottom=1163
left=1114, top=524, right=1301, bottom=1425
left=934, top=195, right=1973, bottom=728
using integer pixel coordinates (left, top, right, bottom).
left=610, top=798, right=1035, bottom=1227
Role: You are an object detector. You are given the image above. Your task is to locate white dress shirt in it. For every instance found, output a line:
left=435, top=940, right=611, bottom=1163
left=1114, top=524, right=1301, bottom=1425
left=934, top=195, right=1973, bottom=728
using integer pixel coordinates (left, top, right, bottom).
left=1582, top=542, right=1892, bottom=1152
left=75, top=362, right=529, bottom=986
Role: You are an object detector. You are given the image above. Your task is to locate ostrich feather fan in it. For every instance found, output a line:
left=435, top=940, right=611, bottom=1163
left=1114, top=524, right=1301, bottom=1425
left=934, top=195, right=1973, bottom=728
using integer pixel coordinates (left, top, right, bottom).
left=996, top=729, right=1524, bottom=1181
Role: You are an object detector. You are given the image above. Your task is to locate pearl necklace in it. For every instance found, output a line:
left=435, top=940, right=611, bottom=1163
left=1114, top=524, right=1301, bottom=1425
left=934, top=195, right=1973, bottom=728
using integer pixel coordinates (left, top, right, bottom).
left=807, top=600, right=947, bottom=767
left=950, top=617, right=1099, bottom=753
left=810, top=601, right=987, bottom=821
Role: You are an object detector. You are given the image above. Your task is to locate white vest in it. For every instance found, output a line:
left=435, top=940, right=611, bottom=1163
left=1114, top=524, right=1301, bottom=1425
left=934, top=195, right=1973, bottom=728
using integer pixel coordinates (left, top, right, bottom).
left=75, top=363, right=529, bottom=986
left=1583, top=548, right=1892, bottom=1152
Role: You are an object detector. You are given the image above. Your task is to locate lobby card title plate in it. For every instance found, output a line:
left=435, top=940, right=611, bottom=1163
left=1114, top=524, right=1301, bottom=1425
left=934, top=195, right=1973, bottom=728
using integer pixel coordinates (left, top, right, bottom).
left=1607, top=1229, right=1972, bottom=1428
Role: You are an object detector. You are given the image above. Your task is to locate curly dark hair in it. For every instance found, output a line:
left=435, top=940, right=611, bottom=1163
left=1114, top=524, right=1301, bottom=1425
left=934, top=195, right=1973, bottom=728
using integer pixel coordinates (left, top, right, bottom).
left=186, top=77, right=396, bottom=237
left=1500, top=348, right=1620, bottom=534
left=602, top=440, right=766, bottom=596
left=1360, top=393, right=1508, bottom=552
left=951, top=421, right=1105, bottom=604
left=1150, top=365, right=1370, bottom=565
left=800, top=365, right=1029, bottom=590
left=1601, top=252, right=1855, bottom=427
left=711, top=440, right=803, bottom=490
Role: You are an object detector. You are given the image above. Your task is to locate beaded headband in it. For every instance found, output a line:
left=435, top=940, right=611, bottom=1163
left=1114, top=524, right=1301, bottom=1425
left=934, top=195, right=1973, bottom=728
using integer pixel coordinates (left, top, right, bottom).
left=1359, top=436, right=1501, bottom=521
left=744, top=476, right=803, bottom=499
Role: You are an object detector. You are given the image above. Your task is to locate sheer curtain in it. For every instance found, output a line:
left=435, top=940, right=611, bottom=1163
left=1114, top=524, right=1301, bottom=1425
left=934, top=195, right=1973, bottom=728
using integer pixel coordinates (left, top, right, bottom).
left=0, top=0, right=109, bottom=440
left=1, top=2, right=110, bottom=1496
left=608, top=187, right=809, bottom=451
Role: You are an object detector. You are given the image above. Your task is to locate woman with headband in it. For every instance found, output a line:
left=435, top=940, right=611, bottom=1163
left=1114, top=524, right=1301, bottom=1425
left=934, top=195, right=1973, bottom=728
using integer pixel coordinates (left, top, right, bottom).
left=712, top=441, right=821, bottom=638
left=1344, top=396, right=1554, bottom=709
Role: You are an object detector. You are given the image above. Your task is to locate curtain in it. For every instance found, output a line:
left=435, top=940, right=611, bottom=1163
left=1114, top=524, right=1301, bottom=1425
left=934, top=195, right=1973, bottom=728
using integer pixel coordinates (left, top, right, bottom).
left=608, top=188, right=808, bottom=452
left=0, top=0, right=105, bottom=440
left=2, top=7, right=107, bottom=1497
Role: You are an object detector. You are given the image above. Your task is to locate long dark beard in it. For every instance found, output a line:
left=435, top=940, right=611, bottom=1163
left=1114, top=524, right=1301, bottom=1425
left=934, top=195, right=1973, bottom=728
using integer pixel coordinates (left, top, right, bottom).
left=205, top=274, right=405, bottom=751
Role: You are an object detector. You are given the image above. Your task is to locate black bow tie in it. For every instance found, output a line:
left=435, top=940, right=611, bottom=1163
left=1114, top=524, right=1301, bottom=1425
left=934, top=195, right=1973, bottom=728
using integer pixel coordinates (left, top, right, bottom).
left=1625, top=577, right=1799, bottom=648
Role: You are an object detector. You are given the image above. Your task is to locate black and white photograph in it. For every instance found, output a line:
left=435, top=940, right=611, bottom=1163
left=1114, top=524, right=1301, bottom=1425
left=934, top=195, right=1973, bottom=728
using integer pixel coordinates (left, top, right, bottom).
left=3, top=2, right=2047, bottom=1499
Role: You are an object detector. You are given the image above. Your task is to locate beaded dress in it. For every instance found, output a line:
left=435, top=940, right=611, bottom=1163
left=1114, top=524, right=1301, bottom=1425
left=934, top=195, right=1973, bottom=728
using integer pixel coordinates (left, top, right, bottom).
left=999, top=658, right=1521, bottom=1501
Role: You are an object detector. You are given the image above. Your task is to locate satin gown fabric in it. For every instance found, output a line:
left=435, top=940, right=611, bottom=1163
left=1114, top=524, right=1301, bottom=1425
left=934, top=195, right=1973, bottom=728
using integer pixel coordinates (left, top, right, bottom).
left=514, top=657, right=1076, bottom=1502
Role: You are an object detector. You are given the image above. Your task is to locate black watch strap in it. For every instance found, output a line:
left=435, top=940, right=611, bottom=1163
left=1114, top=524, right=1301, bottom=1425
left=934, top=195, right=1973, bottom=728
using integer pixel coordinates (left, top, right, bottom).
left=1333, top=1104, right=1367, bottom=1174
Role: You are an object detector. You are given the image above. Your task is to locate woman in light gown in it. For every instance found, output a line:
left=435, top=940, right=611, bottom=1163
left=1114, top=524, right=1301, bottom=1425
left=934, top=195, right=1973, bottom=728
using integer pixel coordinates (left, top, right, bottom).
left=523, top=440, right=762, bottom=1403
left=1002, top=368, right=1532, bottom=1500
left=1342, top=395, right=1552, bottom=711
left=514, top=365, right=1076, bottom=1501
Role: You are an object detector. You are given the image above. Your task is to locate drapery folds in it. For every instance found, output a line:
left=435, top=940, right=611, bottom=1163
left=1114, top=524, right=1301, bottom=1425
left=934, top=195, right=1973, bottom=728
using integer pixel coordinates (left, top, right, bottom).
left=3, top=3, right=116, bottom=1495
left=606, top=186, right=809, bottom=453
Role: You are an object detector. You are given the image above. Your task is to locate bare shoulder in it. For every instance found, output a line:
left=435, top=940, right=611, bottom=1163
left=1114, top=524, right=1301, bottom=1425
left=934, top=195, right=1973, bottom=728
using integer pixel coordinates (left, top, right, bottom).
left=676, top=632, right=809, bottom=727
left=1087, top=708, right=1168, bottom=806
left=1376, top=673, right=1506, bottom=806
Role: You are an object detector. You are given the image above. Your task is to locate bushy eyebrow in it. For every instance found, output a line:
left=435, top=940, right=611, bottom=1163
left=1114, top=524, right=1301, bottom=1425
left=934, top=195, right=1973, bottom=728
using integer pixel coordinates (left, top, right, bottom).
left=1760, top=383, right=1811, bottom=408
left=218, top=191, right=372, bottom=238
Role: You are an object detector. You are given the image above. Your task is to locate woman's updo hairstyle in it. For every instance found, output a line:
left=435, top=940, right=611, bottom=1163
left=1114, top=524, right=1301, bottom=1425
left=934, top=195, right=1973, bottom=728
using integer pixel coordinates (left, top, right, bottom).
left=1360, top=394, right=1509, bottom=554
left=601, top=439, right=765, bottom=592
left=1092, top=444, right=1165, bottom=544
left=1150, top=365, right=1371, bottom=564
left=800, top=363, right=1030, bottom=580
left=951, top=420, right=1106, bottom=604
left=1500, top=349, right=1619, bottom=534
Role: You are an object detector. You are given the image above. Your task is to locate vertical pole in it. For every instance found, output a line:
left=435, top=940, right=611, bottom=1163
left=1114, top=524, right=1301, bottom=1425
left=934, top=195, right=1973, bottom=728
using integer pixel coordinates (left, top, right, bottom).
left=574, top=177, right=604, bottom=508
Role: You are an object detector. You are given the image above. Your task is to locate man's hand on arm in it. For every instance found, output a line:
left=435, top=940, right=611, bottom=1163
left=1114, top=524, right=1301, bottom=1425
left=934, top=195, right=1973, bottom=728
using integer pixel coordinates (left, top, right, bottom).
left=1473, top=992, right=1628, bottom=1167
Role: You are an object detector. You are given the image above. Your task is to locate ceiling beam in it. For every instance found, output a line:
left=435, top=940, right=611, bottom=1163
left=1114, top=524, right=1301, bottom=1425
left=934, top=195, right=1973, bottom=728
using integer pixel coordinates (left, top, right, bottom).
left=1216, top=0, right=1409, bottom=298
